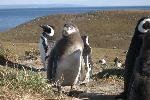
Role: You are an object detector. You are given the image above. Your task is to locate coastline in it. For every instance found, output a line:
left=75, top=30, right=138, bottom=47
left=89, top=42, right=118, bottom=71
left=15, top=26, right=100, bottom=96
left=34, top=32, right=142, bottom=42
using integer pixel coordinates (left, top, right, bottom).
left=0, top=10, right=150, bottom=49
left=0, top=6, right=150, bottom=32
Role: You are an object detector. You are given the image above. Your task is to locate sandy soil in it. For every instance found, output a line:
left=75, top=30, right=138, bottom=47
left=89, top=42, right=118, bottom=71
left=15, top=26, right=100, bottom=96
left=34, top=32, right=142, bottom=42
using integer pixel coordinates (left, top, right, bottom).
left=1, top=42, right=125, bottom=100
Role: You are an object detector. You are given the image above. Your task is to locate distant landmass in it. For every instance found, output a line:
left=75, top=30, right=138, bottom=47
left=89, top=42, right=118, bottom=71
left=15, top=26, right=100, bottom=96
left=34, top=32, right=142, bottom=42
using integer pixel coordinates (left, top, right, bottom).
left=0, top=6, right=150, bottom=32
left=0, top=4, right=150, bottom=9
left=0, top=4, right=87, bottom=9
left=1, top=10, right=150, bottom=49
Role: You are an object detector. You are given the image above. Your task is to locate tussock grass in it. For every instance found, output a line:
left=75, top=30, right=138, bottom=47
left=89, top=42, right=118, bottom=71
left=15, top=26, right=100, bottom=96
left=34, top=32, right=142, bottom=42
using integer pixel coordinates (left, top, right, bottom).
left=0, top=46, right=18, bottom=64
left=0, top=66, right=54, bottom=99
left=0, top=47, right=125, bottom=99
left=0, top=46, right=56, bottom=99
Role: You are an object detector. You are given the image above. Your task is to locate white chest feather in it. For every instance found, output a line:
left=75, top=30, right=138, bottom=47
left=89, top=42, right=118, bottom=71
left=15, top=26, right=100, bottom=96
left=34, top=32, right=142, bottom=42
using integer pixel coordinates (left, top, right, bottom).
left=55, top=50, right=82, bottom=86
left=39, top=36, right=48, bottom=67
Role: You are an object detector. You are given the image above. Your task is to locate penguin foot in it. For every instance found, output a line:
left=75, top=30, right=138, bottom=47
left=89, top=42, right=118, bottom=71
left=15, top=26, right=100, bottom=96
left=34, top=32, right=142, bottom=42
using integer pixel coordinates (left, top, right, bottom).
left=57, top=85, right=62, bottom=93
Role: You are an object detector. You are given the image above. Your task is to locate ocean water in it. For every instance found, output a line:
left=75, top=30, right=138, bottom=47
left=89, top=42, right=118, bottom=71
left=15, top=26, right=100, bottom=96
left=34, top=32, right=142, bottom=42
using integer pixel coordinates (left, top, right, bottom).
left=0, top=6, right=150, bottom=32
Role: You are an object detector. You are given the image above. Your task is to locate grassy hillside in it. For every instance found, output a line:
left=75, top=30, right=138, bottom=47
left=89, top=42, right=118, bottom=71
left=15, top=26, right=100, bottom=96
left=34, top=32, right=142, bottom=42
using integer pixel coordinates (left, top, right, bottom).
left=1, top=10, right=150, bottom=99
left=0, top=10, right=150, bottom=49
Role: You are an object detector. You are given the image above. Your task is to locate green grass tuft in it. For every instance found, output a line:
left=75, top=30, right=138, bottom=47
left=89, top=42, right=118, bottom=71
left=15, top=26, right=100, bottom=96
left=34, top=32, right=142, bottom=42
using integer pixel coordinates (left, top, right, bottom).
left=0, top=67, right=54, bottom=99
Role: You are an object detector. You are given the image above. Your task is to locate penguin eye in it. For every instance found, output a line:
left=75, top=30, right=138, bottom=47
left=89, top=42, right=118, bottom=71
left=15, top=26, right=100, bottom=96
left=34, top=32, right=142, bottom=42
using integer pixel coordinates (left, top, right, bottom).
left=138, top=18, right=150, bottom=33
left=44, top=28, right=51, bottom=33
left=143, top=21, right=150, bottom=30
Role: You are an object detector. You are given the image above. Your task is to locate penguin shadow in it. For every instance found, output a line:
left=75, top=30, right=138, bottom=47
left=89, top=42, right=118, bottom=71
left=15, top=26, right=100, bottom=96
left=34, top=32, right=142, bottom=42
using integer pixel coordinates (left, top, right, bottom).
left=65, top=90, right=117, bottom=100
left=0, top=57, right=43, bottom=72
left=64, top=68, right=124, bottom=100
left=94, top=68, right=124, bottom=79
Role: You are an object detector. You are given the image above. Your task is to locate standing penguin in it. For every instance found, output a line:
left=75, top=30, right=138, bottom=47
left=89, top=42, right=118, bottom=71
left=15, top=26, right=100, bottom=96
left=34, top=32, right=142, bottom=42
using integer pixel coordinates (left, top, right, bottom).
left=81, top=35, right=93, bottom=82
left=47, top=23, right=84, bottom=91
left=128, top=28, right=150, bottom=100
left=117, top=17, right=150, bottom=99
left=39, top=25, right=55, bottom=70
left=114, top=57, right=122, bottom=68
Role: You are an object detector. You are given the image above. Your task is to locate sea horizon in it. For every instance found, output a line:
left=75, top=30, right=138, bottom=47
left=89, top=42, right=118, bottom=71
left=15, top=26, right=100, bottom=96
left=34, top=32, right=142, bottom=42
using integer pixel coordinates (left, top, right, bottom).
left=0, top=5, right=150, bottom=9
left=0, top=6, right=150, bottom=32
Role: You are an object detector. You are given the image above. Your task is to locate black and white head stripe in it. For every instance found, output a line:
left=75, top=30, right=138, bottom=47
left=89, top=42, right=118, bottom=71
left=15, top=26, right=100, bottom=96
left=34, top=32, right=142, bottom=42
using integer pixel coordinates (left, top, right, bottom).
left=40, top=25, right=55, bottom=36
left=138, top=17, right=150, bottom=33
left=82, top=35, right=91, bottom=55
left=39, top=25, right=55, bottom=57
left=82, top=36, right=90, bottom=46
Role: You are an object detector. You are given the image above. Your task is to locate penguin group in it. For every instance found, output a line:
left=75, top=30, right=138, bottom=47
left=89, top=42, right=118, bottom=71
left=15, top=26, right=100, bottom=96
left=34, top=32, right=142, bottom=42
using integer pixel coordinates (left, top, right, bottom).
left=39, top=16, right=150, bottom=98
left=39, top=23, right=93, bottom=92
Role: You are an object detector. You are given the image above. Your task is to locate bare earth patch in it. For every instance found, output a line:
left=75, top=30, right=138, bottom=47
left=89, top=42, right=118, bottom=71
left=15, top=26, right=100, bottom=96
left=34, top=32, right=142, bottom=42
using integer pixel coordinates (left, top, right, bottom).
left=0, top=42, right=125, bottom=100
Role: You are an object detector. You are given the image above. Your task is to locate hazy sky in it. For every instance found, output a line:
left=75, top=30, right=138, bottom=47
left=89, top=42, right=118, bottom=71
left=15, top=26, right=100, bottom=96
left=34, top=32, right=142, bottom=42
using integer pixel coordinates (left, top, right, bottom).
left=1, top=0, right=150, bottom=6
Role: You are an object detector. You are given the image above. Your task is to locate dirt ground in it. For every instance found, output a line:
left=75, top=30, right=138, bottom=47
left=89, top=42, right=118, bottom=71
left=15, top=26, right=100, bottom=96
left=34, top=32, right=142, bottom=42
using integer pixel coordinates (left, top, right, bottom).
left=1, top=42, right=126, bottom=100
left=2, top=10, right=149, bottom=100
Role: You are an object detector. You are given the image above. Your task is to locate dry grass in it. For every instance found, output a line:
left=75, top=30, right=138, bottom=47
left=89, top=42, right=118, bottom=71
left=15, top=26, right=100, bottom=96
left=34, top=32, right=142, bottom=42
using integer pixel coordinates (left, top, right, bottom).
left=1, top=42, right=38, bottom=57
left=0, top=45, right=18, bottom=63
left=0, top=42, right=125, bottom=100
left=0, top=10, right=150, bottom=49
left=0, top=66, right=55, bottom=100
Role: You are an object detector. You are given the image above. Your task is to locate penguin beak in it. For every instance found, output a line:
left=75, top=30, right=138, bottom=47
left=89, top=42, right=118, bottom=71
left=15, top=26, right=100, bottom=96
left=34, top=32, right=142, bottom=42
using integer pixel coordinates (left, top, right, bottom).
left=64, top=24, right=68, bottom=27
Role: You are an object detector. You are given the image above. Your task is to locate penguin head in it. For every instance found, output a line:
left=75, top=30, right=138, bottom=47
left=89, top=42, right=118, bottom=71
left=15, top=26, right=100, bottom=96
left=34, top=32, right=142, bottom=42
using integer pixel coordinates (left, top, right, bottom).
left=81, top=35, right=89, bottom=46
left=40, top=25, right=55, bottom=37
left=62, top=23, right=79, bottom=37
left=136, top=16, right=150, bottom=34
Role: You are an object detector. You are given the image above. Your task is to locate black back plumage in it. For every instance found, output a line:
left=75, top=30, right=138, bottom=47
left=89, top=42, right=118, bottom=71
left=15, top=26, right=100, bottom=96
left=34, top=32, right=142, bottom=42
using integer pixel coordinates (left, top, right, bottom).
left=123, top=16, right=150, bottom=98
left=40, top=25, right=55, bottom=33
left=128, top=31, right=150, bottom=100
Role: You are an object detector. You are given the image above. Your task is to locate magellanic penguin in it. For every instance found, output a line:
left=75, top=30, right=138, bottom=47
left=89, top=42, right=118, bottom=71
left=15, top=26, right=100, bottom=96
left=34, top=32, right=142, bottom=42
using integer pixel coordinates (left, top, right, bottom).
left=118, top=17, right=150, bottom=99
left=47, top=23, right=84, bottom=91
left=128, top=25, right=150, bottom=100
left=114, top=57, right=122, bottom=68
left=39, top=25, right=55, bottom=70
left=81, top=35, right=93, bottom=83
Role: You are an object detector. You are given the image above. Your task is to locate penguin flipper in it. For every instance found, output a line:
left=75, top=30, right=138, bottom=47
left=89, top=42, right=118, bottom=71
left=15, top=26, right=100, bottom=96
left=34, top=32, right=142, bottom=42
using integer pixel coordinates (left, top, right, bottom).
left=47, top=48, right=55, bottom=81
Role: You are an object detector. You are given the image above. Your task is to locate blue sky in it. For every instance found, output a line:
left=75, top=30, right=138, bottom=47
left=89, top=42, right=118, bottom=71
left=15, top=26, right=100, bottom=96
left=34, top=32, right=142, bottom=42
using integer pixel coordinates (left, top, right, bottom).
left=0, top=0, right=150, bottom=6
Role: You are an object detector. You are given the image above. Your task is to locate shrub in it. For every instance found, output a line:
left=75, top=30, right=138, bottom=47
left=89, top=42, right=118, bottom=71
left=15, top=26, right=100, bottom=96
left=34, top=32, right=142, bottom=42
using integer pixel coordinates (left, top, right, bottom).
left=0, top=45, right=18, bottom=64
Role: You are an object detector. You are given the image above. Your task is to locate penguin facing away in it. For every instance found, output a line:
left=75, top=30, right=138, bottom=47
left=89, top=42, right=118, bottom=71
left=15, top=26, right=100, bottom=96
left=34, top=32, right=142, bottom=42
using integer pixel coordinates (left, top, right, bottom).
left=47, top=23, right=84, bottom=91
left=81, top=35, right=93, bottom=82
left=39, top=25, right=55, bottom=70
left=119, top=16, right=150, bottom=99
